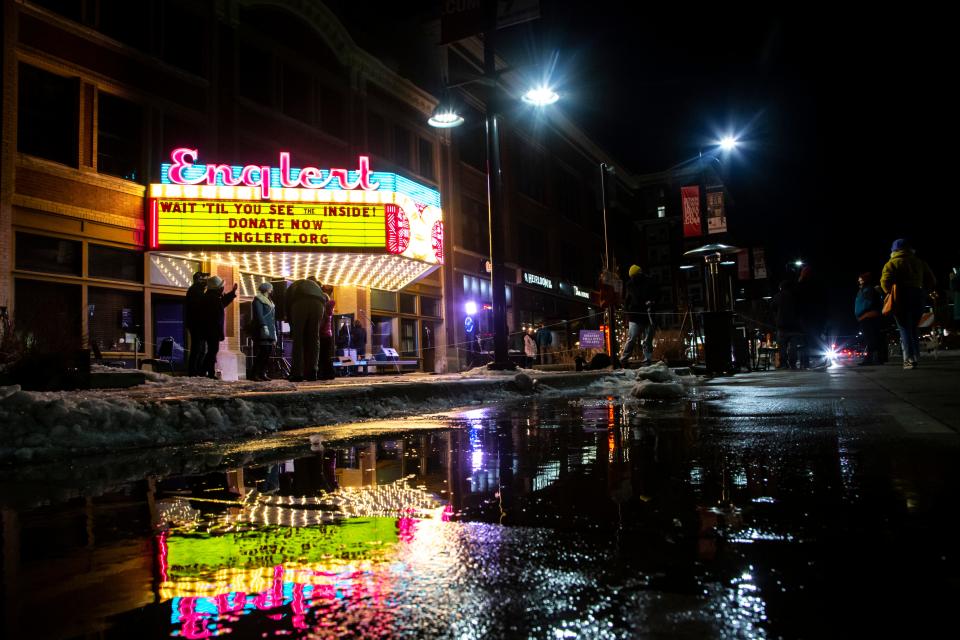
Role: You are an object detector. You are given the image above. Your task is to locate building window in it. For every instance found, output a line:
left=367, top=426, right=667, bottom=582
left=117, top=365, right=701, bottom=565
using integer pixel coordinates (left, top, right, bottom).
left=281, top=63, right=312, bottom=124
left=421, top=297, right=441, bottom=318
left=319, top=88, right=345, bottom=139
left=418, top=138, right=435, bottom=180
left=367, top=112, right=387, bottom=157
left=15, top=232, right=82, bottom=276
left=518, top=221, right=547, bottom=272
left=98, top=92, right=143, bottom=181
left=239, top=42, right=273, bottom=106
left=398, top=293, right=417, bottom=315
left=14, top=279, right=82, bottom=351
left=371, top=315, right=393, bottom=351
left=555, top=171, right=580, bottom=223
left=370, top=289, right=396, bottom=312
left=400, top=319, right=418, bottom=357
left=89, top=287, right=144, bottom=353
left=393, top=126, right=412, bottom=170
left=17, top=64, right=77, bottom=166
left=460, top=197, right=488, bottom=254
left=516, top=146, right=544, bottom=202
left=161, top=0, right=206, bottom=76
left=561, top=242, right=579, bottom=282
left=455, top=113, right=485, bottom=171
left=657, top=205, right=666, bottom=218
left=89, top=244, right=143, bottom=282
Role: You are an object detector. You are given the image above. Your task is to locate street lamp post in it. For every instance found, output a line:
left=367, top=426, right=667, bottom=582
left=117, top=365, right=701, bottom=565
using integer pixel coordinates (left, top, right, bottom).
left=599, top=162, right=620, bottom=363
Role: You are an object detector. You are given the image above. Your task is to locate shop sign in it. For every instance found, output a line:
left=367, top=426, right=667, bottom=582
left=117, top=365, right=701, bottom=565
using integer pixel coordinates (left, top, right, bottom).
left=573, top=285, right=592, bottom=300
left=579, top=330, right=605, bottom=349
left=523, top=271, right=553, bottom=290
left=149, top=149, right=445, bottom=263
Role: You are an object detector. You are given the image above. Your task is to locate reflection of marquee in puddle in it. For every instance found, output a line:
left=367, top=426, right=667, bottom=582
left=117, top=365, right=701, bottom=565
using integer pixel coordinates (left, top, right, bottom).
left=155, top=477, right=450, bottom=636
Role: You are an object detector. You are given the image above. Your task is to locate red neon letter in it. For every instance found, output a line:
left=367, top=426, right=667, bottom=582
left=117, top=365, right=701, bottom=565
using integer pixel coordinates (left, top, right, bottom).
left=278, top=152, right=299, bottom=188
left=206, top=164, right=241, bottom=186
left=240, top=165, right=271, bottom=199
left=357, top=155, right=379, bottom=190
left=168, top=148, right=205, bottom=184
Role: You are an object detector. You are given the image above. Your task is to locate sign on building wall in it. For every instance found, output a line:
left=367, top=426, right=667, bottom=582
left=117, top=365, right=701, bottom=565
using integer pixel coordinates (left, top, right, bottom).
left=753, top=248, right=768, bottom=279
left=522, top=271, right=553, bottom=290
left=737, top=249, right=751, bottom=280
left=148, top=149, right=444, bottom=264
left=681, top=186, right=701, bottom=237
left=706, top=190, right=727, bottom=234
left=579, top=330, right=605, bottom=349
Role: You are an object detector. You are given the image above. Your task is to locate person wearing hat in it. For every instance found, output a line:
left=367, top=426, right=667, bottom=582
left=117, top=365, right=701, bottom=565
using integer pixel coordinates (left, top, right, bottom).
left=199, top=274, right=238, bottom=379
left=250, top=281, right=277, bottom=381
left=619, top=264, right=657, bottom=365
left=880, top=239, right=937, bottom=369
left=185, top=271, right=208, bottom=376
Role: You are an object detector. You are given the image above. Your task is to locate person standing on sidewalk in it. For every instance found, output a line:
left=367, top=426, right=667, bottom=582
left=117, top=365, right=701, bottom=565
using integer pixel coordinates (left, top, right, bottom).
left=854, top=272, right=883, bottom=365
left=773, top=279, right=802, bottom=369
left=318, top=284, right=336, bottom=380
left=524, top=329, right=538, bottom=368
left=535, top=323, right=553, bottom=365
left=619, top=264, right=656, bottom=365
left=285, top=277, right=325, bottom=381
left=250, top=282, right=277, bottom=381
left=881, top=238, right=937, bottom=369
left=185, top=271, right=208, bottom=376
left=198, top=275, right=238, bottom=379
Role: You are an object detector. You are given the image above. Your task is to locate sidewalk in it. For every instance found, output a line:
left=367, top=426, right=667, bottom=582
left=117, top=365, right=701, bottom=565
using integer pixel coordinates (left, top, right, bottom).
left=706, top=351, right=960, bottom=435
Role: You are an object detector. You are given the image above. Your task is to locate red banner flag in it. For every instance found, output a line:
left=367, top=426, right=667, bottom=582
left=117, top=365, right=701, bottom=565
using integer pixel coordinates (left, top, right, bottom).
left=681, top=186, right=702, bottom=237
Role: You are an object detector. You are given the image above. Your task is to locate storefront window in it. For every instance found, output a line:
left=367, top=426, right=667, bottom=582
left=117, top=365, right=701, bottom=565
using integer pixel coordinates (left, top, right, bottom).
left=398, top=293, right=417, bottom=315
left=150, top=254, right=201, bottom=289
left=371, top=316, right=393, bottom=352
left=400, top=319, right=417, bottom=357
left=89, top=244, right=143, bottom=282
left=17, top=63, right=77, bottom=167
left=14, top=278, right=82, bottom=351
left=15, top=232, right=82, bottom=276
left=88, top=287, right=144, bottom=352
left=421, top=297, right=440, bottom=317
left=371, top=289, right=396, bottom=312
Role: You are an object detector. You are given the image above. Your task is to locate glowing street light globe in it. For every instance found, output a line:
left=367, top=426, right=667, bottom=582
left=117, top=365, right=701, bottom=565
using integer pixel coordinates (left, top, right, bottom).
left=427, top=108, right=464, bottom=128
left=719, top=135, right=738, bottom=151
left=522, top=86, right=559, bottom=106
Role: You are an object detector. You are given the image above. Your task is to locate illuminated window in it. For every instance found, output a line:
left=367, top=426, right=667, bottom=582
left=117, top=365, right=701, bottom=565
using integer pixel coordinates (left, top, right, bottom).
left=657, top=205, right=666, bottom=218
left=400, top=319, right=418, bottom=357
left=371, top=289, right=396, bottom=312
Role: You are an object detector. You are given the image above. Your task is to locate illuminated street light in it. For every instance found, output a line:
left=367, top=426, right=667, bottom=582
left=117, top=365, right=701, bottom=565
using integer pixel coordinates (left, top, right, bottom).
left=719, top=135, right=738, bottom=151
left=794, top=260, right=805, bottom=268
left=464, top=301, right=478, bottom=316
left=522, top=86, right=560, bottom=106
left=427, top=107, right=464, bottom=129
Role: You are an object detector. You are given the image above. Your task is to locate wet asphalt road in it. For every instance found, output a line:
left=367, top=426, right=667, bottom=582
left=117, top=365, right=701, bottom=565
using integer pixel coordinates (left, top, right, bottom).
left=1, top=356, right=958, bottom=638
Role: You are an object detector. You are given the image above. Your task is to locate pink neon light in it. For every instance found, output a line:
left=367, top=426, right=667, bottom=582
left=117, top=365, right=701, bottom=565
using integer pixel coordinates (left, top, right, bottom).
left=205, top=164, right=242, bottom=186
left=168, top=148, right=205, bottom=185
left=165, top=149, right=381, bottom=199
left=149, top=200, right=159, bottom=249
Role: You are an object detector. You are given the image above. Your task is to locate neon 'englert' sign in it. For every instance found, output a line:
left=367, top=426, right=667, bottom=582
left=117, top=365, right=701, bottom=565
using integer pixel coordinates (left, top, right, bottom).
left=167, top=148, right=380, bottom=199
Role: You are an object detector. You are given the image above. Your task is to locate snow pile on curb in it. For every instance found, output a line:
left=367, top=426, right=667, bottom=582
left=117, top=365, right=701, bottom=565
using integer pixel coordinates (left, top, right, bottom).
left=583, top=362, right=699, bottom=399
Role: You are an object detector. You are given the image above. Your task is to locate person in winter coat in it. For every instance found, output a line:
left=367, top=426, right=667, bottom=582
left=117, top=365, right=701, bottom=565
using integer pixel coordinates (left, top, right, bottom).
left=773, top=279, right=802, bottom=369
left=523, top=330, right=537, bottom=368
left=535, top=323, right=553, bottom=365
left=185, top=271, right=208, bottom=376
left=880, top=238, right=937, bottom=369
left=198, top=275, right=238, bottom=379
left=285, top=277, right=326, bottom=381
left=318, top=284, right=336, bottom=380
left=854, top=272, right=884, bottom=366
left=619, top=264, right=656, bottom=364
left=350, top=318, right=367, bottom=359
left=250, top=281, right=277, bottom=381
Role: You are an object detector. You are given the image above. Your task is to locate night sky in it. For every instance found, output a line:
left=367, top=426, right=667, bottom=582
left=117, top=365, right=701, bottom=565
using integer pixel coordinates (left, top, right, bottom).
left=501, top=6, right=955, bottom=334
left=335, top=4, right=954, bottom=335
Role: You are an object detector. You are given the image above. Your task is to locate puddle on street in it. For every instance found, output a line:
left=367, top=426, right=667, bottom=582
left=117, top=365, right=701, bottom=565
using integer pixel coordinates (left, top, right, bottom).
left=2, top=395, right=957, bottom=638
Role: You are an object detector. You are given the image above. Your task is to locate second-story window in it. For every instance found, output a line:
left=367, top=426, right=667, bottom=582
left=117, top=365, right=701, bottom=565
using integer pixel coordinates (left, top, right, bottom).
left=97, top=92, right=143, bottom=181
left=418, top=137, right=435, bottom=180
left=393, top=126, right=412, bottom=170
left=516, top=145, right=544, bottom=202
left=239, top=42, right=274, bottom=106
left=367, top=112, right=387, bottom=157
left=18, top=63, right=77, bottom=167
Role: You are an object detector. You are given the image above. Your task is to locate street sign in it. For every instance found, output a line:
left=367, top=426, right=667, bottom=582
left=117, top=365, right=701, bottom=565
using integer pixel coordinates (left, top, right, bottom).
left=579, top=330, right=605, bottom=349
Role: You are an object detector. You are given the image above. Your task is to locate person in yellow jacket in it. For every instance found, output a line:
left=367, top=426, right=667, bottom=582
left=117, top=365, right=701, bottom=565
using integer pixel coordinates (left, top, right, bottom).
left=880, top=239, right=937, bottom=369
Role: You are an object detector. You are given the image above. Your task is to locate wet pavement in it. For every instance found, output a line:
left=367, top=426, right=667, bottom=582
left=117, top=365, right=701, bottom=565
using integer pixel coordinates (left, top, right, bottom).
left=2, top=360, right=959, bottom=638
